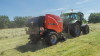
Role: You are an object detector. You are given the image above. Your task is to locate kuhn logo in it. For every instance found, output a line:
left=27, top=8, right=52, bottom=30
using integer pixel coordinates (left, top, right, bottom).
left=31, top=21, right=34, bottom=25
left=31, top=21, right=34, bottom=24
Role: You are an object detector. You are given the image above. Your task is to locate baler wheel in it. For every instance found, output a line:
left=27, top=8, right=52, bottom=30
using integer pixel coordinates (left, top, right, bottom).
left=45, top=32, right=58, bottom=46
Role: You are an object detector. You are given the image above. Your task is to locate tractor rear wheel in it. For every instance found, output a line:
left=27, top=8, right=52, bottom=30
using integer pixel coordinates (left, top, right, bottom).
left=70, top=23, right=81, bottom=37
left=82, top=24, right=89, bottom=34
left=45, top=32, right=58, bottom=46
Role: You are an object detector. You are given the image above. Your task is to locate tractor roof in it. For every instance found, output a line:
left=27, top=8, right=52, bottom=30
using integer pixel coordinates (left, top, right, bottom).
left=61, top=12, right=77, bottom=16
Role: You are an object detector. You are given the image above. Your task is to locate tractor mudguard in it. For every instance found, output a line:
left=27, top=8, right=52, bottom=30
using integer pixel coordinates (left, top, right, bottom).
left=71, top=20, right=78, bottom=23
left=81, top=24, right=87, bottom=27
left=71, top=20, right=80, bottom=24
left=81, top=24, right=89, bottom=34
left=71, top=20, right=81, bottom=26
left=81, top=24, right=88, bottom=30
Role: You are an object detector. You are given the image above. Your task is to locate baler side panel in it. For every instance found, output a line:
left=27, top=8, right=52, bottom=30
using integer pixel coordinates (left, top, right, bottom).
left=45, top=14, right=63, bottom=33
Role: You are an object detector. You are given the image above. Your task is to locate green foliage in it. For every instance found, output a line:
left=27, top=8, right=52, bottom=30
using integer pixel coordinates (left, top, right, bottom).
left=0, top=15, right=33, bottom=29
left=88, top=13, right=100, bottom=23
left=9, top=21, right=18, bottom=28
left=77, top=12, right=88, bottom=23
left=13, top=16, right=33, bottom=27
left=0, top=15, right=10, bottom=29
left=83, top=18, right=88, bottom=23
left=77, top=11, right=84, bottom=19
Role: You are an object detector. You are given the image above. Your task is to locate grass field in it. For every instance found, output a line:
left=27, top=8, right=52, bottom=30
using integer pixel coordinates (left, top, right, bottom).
left=0, top=23, right=100, bottom=56
left=0, top=28, right=26, bottom=40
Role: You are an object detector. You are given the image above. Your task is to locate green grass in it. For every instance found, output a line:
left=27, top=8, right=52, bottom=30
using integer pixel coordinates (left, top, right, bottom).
left=0, top=23, right=100, bottom=56
left=0, top=28, right=26, bottom=40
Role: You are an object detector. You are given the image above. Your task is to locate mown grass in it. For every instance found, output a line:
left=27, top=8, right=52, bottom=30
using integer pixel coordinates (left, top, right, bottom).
left=0, top=23, right=100, bottom=56
left=0, top=28, right=26, bottom=40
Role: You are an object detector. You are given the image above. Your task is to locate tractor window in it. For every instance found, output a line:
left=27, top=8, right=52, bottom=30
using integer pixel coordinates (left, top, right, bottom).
left=66, top=15, right=70, bottom=19
left=71, top=14, right=78, bottom=20
left=60, top=15, right=66, bottom=20
left=60, top=15, right=70, bottom=20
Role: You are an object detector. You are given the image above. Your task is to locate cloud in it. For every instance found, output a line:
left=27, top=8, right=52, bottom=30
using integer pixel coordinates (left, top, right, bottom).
left=87, top=10, right=97, bottom=13
left=43, top=5, right=70, bottom=13
left=84, top=0, right=89, bottom=2
left=76, top=0, right=89, bottom=4
left=43, top=8, right=65, bottom=13
left=77, top=2, right=83, bottom=4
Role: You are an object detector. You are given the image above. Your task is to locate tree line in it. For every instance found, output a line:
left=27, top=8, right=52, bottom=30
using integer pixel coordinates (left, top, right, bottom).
left=0, top=15, right=33, bottom=29
left=88, top=13, right=100, bottom=23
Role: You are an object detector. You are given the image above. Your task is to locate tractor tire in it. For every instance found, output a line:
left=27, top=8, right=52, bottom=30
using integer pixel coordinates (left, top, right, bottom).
left=81, top=24, right=89, bottom=34
left=70, top=22, right=81, bottom=37
left=45, top=32, right=58, bottom=46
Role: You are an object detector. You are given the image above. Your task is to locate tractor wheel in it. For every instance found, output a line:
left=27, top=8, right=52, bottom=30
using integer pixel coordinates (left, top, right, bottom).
left=82, top=24, right=89, bottom=34
left=70, top=23, right=81, bottom=37
left=45, top=32, right=58, bottom=46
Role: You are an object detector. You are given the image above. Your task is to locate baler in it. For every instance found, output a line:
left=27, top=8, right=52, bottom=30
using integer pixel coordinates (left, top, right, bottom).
left=25, top=14, right=65, bottom=46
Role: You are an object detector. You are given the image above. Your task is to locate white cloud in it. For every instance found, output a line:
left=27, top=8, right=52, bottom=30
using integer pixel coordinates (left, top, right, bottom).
left=84, top=0, right=89, bottom=2
left=43, top=5, right=70, bottom=13
left=43, top=8, right=65, bottom=13
left=76, top=0, right=89, bottom=4
left=77, top=2, right=83, bottom=4
left=87, top=10, right=97, bottom=13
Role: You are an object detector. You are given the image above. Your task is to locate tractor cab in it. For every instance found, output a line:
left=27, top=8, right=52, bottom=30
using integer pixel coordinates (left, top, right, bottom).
left=60, top=11, right=83, bottom=26
left=60, top=13, right=79, bottom=21
left=60, top=12, right=80, bottom=27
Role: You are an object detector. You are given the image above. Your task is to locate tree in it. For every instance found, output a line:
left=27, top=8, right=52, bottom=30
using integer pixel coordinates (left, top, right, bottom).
left=13, top=16, right=33, bottom=27
left=88, top=13, right=100, bottom=23
left=83, top=18, right=88, bottom=23
left=77, top=11, right=84, bottom=20
left=0, top=15, right=10, bottom=29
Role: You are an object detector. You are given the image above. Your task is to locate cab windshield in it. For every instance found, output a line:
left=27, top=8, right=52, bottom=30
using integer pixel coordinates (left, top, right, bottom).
left=60, top=13, right=78, bottom=20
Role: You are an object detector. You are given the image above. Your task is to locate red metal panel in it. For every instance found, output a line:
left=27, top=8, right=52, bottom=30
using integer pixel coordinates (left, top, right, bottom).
left=45, top=14, right=63, bottom=33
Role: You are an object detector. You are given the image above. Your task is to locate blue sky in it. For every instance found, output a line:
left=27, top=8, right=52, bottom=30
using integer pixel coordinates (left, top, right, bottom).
left=0, top=0, right=99, bottom=21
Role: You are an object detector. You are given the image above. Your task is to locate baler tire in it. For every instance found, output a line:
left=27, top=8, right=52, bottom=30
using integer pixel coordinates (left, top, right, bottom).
left=70, top=22, right=81, bottom=37
left=45, top=32, right=58, bottom=46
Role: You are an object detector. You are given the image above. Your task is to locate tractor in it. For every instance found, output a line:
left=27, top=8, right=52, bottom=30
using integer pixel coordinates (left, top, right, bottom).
left=25, top=9, right=89, bottom=46
left=60, top=9, right=89, bottom=37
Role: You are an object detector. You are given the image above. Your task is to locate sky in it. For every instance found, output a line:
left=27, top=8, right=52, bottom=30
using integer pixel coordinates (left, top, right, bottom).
left=0, top=0, right=100, bottom=21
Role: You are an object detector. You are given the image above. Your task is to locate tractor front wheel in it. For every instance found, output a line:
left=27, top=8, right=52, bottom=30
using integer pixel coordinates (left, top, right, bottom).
left=81, top=24, right=89, bottom=34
